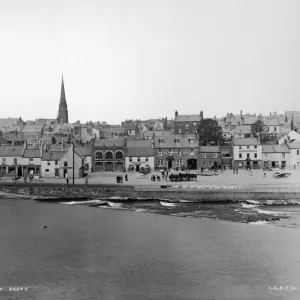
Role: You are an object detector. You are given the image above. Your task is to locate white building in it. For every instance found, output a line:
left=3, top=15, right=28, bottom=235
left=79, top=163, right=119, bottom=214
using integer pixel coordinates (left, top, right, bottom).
left=41, top=151, right=67, bottom=177
left=232, top=138, right=262, bottom=168
left=262, top=145, right=290, bottom=169
left=125, top=140, right=154, bottom=172
left=287, top=143, right=300, bottom=169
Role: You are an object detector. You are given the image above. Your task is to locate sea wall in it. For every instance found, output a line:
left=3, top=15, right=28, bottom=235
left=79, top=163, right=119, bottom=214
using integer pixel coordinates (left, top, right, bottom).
left=1, top=183, right=300, bottom=202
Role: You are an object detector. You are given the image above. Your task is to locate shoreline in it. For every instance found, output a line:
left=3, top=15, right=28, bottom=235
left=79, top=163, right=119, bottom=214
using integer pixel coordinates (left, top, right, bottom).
left=0, top=186, right=293, bottom=224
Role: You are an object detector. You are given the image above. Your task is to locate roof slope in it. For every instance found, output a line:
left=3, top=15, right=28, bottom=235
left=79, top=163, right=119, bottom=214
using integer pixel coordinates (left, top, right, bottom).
left=0, top=146, right=24, bottom=156
left=23, top=149, right=42, bottom=158
left=262, top=145, right=289, bottom=153
left=233, top=138, right=260, bottom=146
left=174, top=115, right=201, bottom=122
left=95, top=139, right=125, bottom=147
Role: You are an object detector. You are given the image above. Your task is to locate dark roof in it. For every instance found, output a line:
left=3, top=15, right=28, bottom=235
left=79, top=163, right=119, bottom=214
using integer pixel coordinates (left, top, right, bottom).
left=21, top=124, right=44, bottom=133
left=0, top=145, right=24, bottom=157
left=143, top=131, right=174, bottom=137
left=23, top=149, right=42, bottom=158
left=174, top=115, right=201, bottom=122
left=199, top=146, right=220, bottom=153
left=3, top=133, right=24, bottom=141
left=111, top=128, right=126, bottom=134
left=95, top=139, right=125, bottom=147
left=233, top=138, right=260, bottom=146
left=42, top=151, right=67, bottom=161
left=242, top=116, right=258, bottom=125
left=262, top=118, right=280, bottom=126
left=287, top=142, right=300, bottom=149
left=127, top=140, right=152, bottom=148
left=127, top=147, right=154, bottom=157
left=262, top=145, right=289, bottom=153
left=230, top=125, right=252, bottom=134
left=75, top=146, right=92, bottom=156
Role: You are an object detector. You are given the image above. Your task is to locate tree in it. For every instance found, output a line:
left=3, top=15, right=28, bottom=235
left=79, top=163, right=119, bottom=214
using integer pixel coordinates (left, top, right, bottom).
left=198, top=119, right=224, bottom=145
left=251, top=119, right=265, bottom=135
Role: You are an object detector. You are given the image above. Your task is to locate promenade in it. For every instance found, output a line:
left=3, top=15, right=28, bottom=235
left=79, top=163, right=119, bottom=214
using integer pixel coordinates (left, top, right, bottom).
left=1, top=169, right=300, bottom=192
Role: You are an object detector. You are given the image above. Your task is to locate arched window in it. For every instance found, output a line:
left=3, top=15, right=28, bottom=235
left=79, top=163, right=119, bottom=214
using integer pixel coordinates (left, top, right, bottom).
left=116, top=151, right=123, bottom=159
left=95, top=151, right=103, bottom=160
left=105, top=151, right=113, bottom=160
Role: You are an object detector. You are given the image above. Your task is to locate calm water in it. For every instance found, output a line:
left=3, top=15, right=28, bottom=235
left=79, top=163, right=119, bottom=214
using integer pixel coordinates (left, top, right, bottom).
left=0, top=199, right=300, bottom=300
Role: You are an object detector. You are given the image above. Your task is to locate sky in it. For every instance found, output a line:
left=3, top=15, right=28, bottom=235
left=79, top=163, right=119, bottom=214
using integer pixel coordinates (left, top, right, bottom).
left=0, top=0, right=299, bottom=124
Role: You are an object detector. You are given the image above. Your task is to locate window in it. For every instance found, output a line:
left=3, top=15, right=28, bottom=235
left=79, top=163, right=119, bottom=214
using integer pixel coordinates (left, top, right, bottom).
left=254, top=153, right=257, bottom=158
left=297, top=150, right=300, bottom=156
left=2, top=158, right=6, bottom=164
left=158, top=149, right=162, bottom=156
left=95, top=151, right=103, bottom=160
left=282, top=153, right=285, bottom=158
left=159, top=138, right=165, bottom=145
left=247, top=146, right=250, bottom=149
left=177, top=159, right=183, bottom=166
left=115, top=151, right=123, bottom=159
left=146, top=158, right=149, bottom=162
left=247, top=153, right=250, bottom=159
left=177, top=149, right=181, bottom=156
left=274, top=127, right=277, bottom=131
left=202, top=153, right=206, bottom=158
left=239, top=153, right=242, bottom=159
left=45, top=169, right=49, bottom=174
left=13, top=158, right=17, bottom=164
left=158, top=159, right=163, bottom=166
left=29, top=158, right=33, bottom=162
left=129, top=157, right=132, bottom=162
left=137, top=157, right=141, bottom=162
left=178, top=129, right=182, bottom=134
left=55, top=160, right=58, bottom=165
left=203, top=161, right=206, bottom=166
left=208, top=161, right=212, bottom=166
left=193, top=122, right=197, bottom=126
left=168, top=149, right=172, bottom=156
left=213, top=153, right=218, bottom=159
left=254, top=146, right=257, bottom=149
left=189, top=139, right=195, bottom=145
left=239, top=146, right=242, bottom=149
left=190, top=149, right=194, bottom=156
left=47, top=161, right=51, bottom=166
left=185, top=124, right=189, bottom=129
left=105, top=151, right=113, bottom=160
left=64, top=162, right=68, bottom=166
left=175, top=138, right=180, bottom=145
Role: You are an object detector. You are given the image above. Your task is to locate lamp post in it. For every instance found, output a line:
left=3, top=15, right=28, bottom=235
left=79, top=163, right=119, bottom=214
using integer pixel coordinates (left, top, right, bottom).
left=72, top=141, right=75, bottom=186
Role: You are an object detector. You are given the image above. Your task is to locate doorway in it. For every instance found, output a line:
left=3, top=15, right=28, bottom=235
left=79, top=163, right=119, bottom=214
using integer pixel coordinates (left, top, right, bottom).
left=187, top=159, right=197, bottom=170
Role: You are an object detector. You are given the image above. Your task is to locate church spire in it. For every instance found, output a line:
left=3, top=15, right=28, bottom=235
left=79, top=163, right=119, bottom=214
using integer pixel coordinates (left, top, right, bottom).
left=57, top=76, right=69, bottom=124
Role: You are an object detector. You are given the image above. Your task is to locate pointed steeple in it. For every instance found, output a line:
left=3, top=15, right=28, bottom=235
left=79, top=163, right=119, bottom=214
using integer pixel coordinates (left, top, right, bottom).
left=60, top=76, right=67, bottom=106
left=291, top=114, right=294, bottom=131
left=57, top=75, right=69, bottom=124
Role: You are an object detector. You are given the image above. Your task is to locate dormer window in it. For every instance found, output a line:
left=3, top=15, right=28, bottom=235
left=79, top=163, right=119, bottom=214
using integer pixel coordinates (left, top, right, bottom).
left=159, top=138, right=165, bottom=145
left=174, top=137, right=180, bottom=145
left=189, top=138, right=195, bottom=146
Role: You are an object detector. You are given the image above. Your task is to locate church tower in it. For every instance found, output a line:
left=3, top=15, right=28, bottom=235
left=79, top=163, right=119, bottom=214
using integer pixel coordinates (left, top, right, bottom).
left=57, top=76, right=69, bottom=124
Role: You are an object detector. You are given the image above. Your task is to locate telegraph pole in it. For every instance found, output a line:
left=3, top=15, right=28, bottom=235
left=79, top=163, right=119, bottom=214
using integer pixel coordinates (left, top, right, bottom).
left=72, top=142, right=75, bottom=186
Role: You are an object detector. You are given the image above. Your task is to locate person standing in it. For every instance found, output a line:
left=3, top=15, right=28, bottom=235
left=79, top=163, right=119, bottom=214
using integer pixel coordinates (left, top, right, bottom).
left=125, top=174, right=128, bottom=181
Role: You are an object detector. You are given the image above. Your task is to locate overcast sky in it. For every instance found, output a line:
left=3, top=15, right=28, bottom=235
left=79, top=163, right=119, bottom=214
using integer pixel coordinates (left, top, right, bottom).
left=0, top=0, right=299, bottom=124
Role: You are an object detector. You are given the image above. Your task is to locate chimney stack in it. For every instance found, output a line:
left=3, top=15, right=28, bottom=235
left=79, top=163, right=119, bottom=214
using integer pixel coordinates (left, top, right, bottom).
left=200, top=111, right=203, bottom=119
left=240, top=110, right=242, bottom=116
left=175, top=110, right=178, bottom=118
